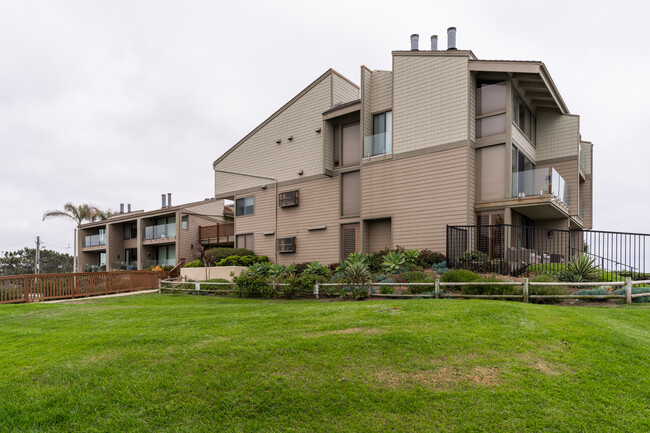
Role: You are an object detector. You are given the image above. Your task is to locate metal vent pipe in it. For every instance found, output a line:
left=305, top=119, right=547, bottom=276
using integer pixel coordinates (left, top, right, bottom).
left=410, top=34, right=419, bottom=51
left=167, top=193, right=172, bottom=207
left=161, top=194, right=166, bottom=208
left=447, top=27, right=457, bottom=50
left=431, top=35, right=438, bottom=51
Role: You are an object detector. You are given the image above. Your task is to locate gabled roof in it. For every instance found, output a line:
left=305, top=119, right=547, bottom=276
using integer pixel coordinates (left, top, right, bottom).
left=212, top=69, right=358, bottom=167
left=469, top=60, right=569, bottom=114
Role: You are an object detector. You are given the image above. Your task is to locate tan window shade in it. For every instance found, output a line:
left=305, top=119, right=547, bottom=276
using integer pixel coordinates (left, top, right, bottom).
left=341, top=171, right=360, bottom=216
left=341, top=122, right=360, bottom=166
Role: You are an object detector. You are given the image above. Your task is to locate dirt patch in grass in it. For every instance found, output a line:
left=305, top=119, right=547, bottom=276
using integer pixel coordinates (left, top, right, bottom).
left=374, top=365, right=500, bottom=388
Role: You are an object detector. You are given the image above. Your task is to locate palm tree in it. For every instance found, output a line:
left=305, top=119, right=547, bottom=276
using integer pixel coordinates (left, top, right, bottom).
left=42, top=203, right=103, bottom=272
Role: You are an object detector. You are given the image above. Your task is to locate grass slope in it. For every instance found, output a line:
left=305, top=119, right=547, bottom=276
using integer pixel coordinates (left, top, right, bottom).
left=0, top=295, right=649, bottom=432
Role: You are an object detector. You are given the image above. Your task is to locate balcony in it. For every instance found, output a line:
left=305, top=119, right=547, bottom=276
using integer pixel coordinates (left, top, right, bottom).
left=82, top=234, right=106, bottom=249
left=476, top=167, right=571, bottom=220
left=143, top=223, right=176, bottom=244
left=199, top=223, right=234, bottom=246
left=112, top=261, right=138, bottom=271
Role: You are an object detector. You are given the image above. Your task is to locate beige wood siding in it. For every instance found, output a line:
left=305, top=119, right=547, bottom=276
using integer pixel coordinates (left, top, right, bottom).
left=370, top=71, right=393, bottom=113
left=393, top=54, right=469, bottom=154
left=234, top=176, right=341, bottom=265
left=215, top=75, right=335, bottom=195
left=468, top=146, right=476, bottom=223
left=332, top=73, right=359, bottom=105
left=362, top=147, right=469, bottom=252
left=580, top=178, right=593, bottom=229
left=107, top=224, right=123, bottom=269
left=536, top=110, right=580, bottom=160
left=364, top=218, right=392, bottom=253
left=178, top=214, right=219, bottom=264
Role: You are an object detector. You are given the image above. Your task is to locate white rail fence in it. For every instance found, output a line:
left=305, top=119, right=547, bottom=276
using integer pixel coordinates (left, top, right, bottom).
left=160, top=277, right=650, bottom=305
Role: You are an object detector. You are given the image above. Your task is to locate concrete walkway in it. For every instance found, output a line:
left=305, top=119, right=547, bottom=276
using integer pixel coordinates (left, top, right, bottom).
left=43, top=289, right=159, bottom=303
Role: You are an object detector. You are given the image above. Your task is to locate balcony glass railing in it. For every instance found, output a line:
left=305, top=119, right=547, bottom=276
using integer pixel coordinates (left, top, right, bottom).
left=112, top=261, right=138, bottom=271
left=82, top=264, right=105, bottom=272
left=511, top=167, right=571, bottom=210
left=143, top=259, right=176, bottom=268
left=363, top=132, right=392, bottom=158
left=579, top=143, right=588, bottom=173
left=144, top=223, right=176, bottom=241
left=579, top=199, right=584, bottom=220
left=83, top=234, right=106, bottom=248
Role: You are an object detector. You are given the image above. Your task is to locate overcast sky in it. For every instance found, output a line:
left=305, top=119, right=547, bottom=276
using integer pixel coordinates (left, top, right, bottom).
left=1, top=0, right=648, bottom=256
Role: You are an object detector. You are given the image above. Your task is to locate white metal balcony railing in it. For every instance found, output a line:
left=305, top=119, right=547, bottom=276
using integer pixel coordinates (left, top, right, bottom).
left=511, top=167, right=570, bottom=210
left=83, top=234, right=106, bottom=248
left=363, top=132, right=392, bottom=158
left=144, top=223, right=176, bottom=241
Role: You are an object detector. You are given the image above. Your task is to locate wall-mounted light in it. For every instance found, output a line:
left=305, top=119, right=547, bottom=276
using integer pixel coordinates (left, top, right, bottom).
left=117, top=254, right=120, bottom=259
left=298, top=170, right=303, bottom=175
left=190, top=243, right=194, bottom=250
left=288, top=136, right=293, bottom=141
left=315, top=127, right=321, bottom=133
left=276, top=138, right=281, bottom=144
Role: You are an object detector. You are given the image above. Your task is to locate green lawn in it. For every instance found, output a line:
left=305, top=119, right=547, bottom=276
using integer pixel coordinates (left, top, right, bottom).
left=1, top=295, right=649, bottom=432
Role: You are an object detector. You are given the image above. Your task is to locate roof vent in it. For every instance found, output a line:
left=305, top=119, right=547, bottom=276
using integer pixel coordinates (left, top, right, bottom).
left=127, top=204, right=131, bottom=213
left=410, top=34, right=419, bottom=51
left=167, top=193, right=172, bottom=207
left=120, top=203, right=124, bottom=214
left=447, top=27, right=457, bottom=50
left=430, top=35, right=438, bottom=51
left=161, top=194, right=166, bottom=208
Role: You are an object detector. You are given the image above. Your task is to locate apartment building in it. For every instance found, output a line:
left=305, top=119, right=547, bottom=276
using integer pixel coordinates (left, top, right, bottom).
left=77, top=196, right=233, bottom=272
left=212, top=29, right=594, bottom=265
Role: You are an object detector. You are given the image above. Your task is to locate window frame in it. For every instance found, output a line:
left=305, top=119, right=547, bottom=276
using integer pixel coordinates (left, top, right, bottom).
left=369, top=110, right=392, bottom=157
left=235, top=196, right=255, bottom=217
left=333, top=119, right=361, bottom=168
left=236, top=233, right=254, bottom=250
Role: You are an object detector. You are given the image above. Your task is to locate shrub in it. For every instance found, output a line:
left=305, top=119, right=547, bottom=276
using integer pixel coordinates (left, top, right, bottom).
left=440, top=269, right=481, bottom=283
left=216, top=255, right=256, bottom=267
left=457, top=250, right=489, bottom=263
left=382, top=251, right=409, bottom=274
left=246, top=262, right=270, bottom=276
left=528, top=275, right=567, bottom=304
left=463, top=277, right=519, bottom=296
left=284, top=274, right=327, bottom=299
left=431, top=261, right=448, bottom=275
left=574, top=287, right=612, bottom=301
left=615, top=286, right=650, bottom=303
left=184, top=260, right=203, bottom=268
left=232, top=272, right=273, bottom=298
left=367, top=252, right=386, bottom=273
left=397, top=271, right=427, bottom=283
left=418, top=250, right=445, bottom=267
left=205, top=247, right=256, bottom=265
left=345, top=252, right=371, bottom=267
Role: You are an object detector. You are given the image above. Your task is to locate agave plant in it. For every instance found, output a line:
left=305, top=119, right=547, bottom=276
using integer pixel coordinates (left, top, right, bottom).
left=403, top=249, right=419, bottom=266
left=302, top=261, right=329, bottom=277
left=246, top=262, right=270, bottom=277
left=381, top=251, right=408, bottom=274
left=267, top=264, right=288, bottom=280
left=345, top=252, right=370, bottom=267
left=343, top=262, right=372, bottom=300
left=564, top=253, right=600, bottom=282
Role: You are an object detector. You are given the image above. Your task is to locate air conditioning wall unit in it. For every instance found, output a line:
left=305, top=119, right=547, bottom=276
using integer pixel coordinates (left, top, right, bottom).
left=277, top=237, right=296, bottom=253
left=279, top=190, right=299, bottom=208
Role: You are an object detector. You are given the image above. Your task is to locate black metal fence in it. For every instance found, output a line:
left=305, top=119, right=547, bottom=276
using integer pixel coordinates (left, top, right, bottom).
left=447, top=224, right=649, bottom=280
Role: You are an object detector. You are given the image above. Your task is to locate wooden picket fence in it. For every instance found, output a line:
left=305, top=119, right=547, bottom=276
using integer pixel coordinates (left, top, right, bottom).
left=0, top=271, right=160, bottom=304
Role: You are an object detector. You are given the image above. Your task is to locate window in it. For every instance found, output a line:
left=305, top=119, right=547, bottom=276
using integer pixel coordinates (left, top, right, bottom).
left=125, top=248, right=137, bottom=269
left=476, top=81, right=506, bottom=138
left=279, top=190, right=299, bottom=208
left=511, top=145, right=535, bottom=197
left=512, top=90, right=536, bottom=143
left=236, top=233, right=254, bottom=249
left=341, top=223, right=359, bottom=260
left=333, top=121, right=360, bottom=167
left=236, top=196, right=254, bottom=216
left=277, top=237, right=296, bottom=253
left=123, top=222, right=137, bottom=239
left=181, top=215, right=188, bottom=230
left=366, top=111, right=392, bottom=157
left=341, top=171, right=360, bottom=216
left=157, top=245, right=176, bottom=266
